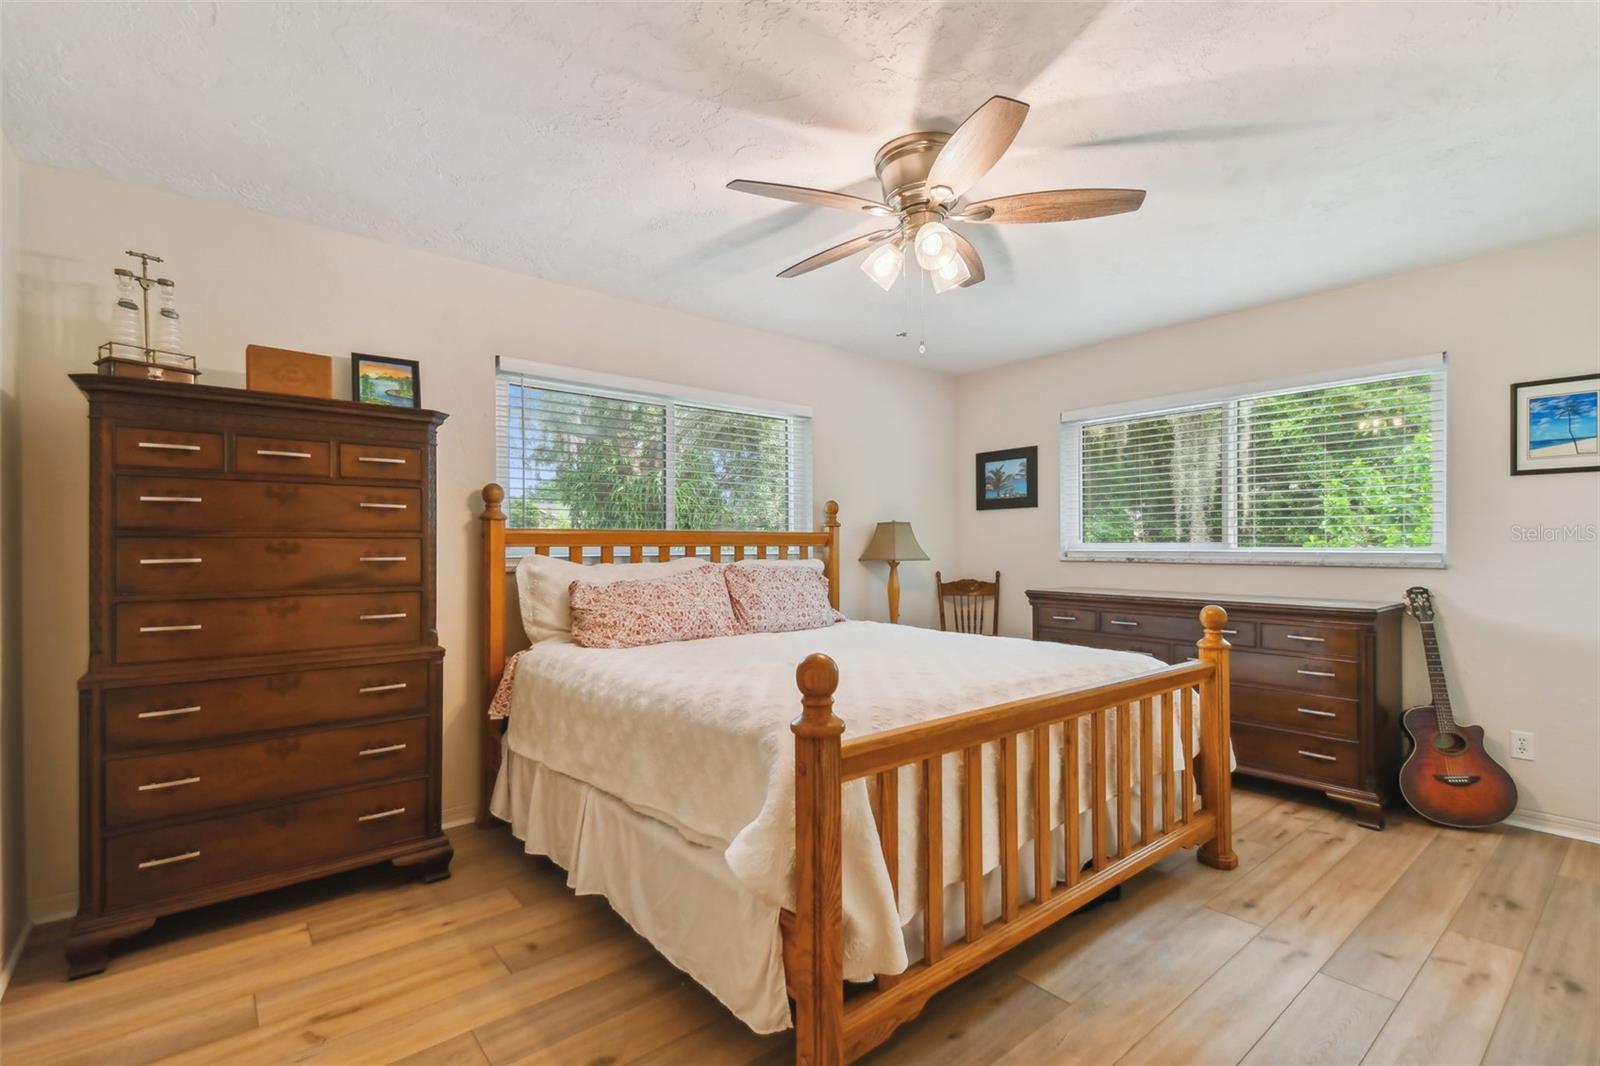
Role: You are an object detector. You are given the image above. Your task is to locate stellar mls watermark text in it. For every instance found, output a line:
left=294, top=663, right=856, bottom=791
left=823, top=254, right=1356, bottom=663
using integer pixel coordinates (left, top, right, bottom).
left=1509, top=523, right=1598, bottom=543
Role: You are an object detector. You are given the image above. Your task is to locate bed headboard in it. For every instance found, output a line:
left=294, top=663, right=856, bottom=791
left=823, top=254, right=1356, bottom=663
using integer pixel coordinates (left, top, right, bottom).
left=477, top=482, right=841, bottom=824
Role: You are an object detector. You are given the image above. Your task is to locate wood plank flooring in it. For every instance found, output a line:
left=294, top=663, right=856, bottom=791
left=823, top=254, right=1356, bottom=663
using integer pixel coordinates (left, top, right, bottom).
left=2, top=783, right=1595, bottom=1066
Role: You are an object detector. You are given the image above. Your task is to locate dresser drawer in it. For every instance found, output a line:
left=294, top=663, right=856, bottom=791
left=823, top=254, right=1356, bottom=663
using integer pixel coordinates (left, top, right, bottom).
left=112, top=427, right=224, bottom=472
left=1233, top=685, right=1358, bottom=740
left=339, top=443, right=422, bottom=482
left=104, top=778, right=426, bottom=910
left=105, top=661, right=430, bottom=751
left=115, top=477, right=421, bottom=533
left=106, top=717, right=427, bottom=828
left=114, top=592, right=423, bottom=664
left=1044, top=630, right=1179, bottom=664
left=1232, top=650, right=1359, bottom=699
left=1033, top=604, right=1097, bottom=633
left=1232, top=722, right=1360, bottom=787
left=235, top=435, right=333, bottom=478
left=1097, top=609, right=1192, bottom=642
left=116, top=537, right=422, bottom=596
left=1260, top=621, right=1361, bottom=660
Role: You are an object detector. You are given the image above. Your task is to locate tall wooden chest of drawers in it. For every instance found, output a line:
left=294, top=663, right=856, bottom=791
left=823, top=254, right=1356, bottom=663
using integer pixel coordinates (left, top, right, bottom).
left=68, top=375, right=451, bottom=976
left=1026, top=588, right=1403, bottom=828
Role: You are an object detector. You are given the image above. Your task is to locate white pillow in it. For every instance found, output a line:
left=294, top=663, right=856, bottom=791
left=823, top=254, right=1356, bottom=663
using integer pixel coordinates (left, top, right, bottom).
left=514, top=554, right=710, bottom=644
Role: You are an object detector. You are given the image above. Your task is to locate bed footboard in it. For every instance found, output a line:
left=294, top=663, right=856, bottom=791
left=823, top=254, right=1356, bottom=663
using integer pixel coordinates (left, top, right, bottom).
left=788, top=606, right=1236, bottom=1066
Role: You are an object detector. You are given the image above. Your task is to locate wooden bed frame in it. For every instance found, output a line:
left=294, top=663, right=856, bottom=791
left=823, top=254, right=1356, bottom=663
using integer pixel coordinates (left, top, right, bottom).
left=478, top=484, right=1236, bottom=1065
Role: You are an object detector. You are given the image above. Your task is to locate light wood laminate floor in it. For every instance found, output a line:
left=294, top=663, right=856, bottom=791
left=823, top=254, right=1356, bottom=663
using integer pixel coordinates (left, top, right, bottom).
left=2, top=783, right=1595, bottom=1065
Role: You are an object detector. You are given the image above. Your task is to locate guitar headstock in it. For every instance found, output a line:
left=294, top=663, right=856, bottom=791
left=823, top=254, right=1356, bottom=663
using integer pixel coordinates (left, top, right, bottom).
left=1405, top=586, right=1435, bottom=622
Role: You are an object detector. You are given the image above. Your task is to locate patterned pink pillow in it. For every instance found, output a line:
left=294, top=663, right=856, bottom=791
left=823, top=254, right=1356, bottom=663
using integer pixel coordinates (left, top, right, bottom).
left=569, top=564, right=739, bottom=649
left=723, top=562, right=844, bottom=634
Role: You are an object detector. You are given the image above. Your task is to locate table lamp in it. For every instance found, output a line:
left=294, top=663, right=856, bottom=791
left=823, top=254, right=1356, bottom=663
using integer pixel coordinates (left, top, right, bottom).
left=859, top=521, right=928, bottom=624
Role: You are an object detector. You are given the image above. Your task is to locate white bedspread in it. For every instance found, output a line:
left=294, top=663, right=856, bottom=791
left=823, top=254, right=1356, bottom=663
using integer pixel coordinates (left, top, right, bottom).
left=505, top=620, right=1188, bottom=979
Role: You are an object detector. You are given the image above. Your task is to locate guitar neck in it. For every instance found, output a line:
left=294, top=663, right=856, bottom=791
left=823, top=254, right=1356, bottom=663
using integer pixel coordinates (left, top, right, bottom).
left=1419, top=620, right=1456, bottom=730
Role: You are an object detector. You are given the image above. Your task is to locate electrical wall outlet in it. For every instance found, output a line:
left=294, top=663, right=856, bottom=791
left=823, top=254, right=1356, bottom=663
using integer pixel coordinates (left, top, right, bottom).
left=1510, top=731, right=1535, bottom=761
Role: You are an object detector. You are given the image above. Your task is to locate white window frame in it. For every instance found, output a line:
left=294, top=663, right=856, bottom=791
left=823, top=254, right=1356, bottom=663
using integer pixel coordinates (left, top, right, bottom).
left=1060, top=354, right=1447, bottom=568
left=495, top=355, right=814, bottom=535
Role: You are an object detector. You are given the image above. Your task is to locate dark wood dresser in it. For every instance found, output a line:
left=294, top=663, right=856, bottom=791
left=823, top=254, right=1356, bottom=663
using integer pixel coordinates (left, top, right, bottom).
left=68, top=375, right=451, bottom=976
left=1026, top=588, right=1403, bottom=828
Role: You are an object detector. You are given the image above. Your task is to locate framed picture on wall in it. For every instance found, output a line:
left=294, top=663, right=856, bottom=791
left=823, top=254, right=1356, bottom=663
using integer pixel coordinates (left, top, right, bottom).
left=352, top=353, right=421, bottom=408
left=976, top=445, right=1038, bottom=510
left=1510, top=373, right=1598, bottom=475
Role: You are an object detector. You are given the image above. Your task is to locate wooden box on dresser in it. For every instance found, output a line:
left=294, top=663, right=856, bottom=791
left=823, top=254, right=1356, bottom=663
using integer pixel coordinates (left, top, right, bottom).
left=68, top=374, right=452, bottom=977
left=1026, top=588, right=1403, bottom=828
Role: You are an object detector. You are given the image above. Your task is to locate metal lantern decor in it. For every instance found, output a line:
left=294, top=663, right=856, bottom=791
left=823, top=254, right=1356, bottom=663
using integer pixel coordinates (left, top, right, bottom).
left=94, top=250, right=199, bottom=383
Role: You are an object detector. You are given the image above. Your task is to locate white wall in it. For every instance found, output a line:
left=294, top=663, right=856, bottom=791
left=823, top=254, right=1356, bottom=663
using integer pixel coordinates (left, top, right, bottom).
left=15, top=163, right=958, bottom=918
left=0, top=134, right=26, bottom=970
left=956, top=233, right=1600, bottom=836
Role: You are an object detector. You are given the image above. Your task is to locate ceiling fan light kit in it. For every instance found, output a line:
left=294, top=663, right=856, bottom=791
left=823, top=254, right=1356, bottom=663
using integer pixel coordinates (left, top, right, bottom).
left=728, top=94, right=1147, bottom=295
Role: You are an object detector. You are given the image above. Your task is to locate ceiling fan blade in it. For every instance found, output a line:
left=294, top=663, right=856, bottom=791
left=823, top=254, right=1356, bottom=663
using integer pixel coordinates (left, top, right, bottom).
left=955, top=188, right=1146, bottom=224
left=727, top=180, right=894, bottom=217
left=777, top=229, right=898, bottom=278
left=925, top=95, right=1029, bottom=202
left=950, top=230, right=985, bottom=287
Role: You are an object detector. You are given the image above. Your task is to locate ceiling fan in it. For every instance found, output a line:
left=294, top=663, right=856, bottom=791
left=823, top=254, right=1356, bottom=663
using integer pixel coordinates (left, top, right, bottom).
left=728, top=95, right=1146, bottom=293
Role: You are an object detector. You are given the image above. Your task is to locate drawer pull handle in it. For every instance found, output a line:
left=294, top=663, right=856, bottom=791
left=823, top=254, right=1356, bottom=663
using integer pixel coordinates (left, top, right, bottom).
left=1297, top=668, right=1337, bottom=678
left=359, top=556, right=409, bottom=563
left=138, top=442, right=202, bottom=452
left=358, top=807, right=407, bottom=822
left=359, top=612, right=408, bottom=621
left=358, top=502, right=408, bottom=510
left=138, top=705, right=202, bottom=719
left=1297, top=707, right=1338, bottom=718
left=1285, top=634, right=1327, bottom=643
left=359, top=682, right=408, bottom=694
left=1051, top=614, right=1077, bottom=622
left=139, top=624, right=203, bottom=633
left=139, top=496, right=203, bottom=504
left=139, top=850, right=201, bottom=869
left=138, top=775, right=201, bottom=792
left=359, top=743, right=408, bottom=757
left=1221, top=629, right=1238, bottom=635
left=256, top=449, right=313, bottom=459
left=358, top=456, right=408, bottom=465
left=1108, top=619, right=1139, bottom=627
left=1297, top=750, right=1338, bottom=763
left=139, top=557, right=202, bottom=566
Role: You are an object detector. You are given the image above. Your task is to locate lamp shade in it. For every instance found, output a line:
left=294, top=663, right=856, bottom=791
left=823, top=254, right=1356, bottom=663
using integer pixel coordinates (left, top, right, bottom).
left=859, top=521, right=929, bottom=563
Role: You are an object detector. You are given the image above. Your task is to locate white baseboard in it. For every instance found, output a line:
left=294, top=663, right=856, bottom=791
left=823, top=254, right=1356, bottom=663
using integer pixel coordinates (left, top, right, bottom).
left=0, top=919, right=32, bottom=1001
left=442, top=804, right=478, bottom=830
left=1504, top=808, right=1600, bottom=844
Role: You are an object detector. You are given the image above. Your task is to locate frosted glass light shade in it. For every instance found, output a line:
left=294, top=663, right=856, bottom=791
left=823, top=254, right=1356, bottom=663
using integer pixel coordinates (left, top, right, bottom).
left=860, top=242, right=903, bottom=291
left=930, top=254, right=971, bottom=294
left=913, top=222, right=958, bottom=270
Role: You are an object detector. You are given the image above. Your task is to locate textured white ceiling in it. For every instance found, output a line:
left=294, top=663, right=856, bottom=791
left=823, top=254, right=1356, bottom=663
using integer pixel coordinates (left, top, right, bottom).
left=3, top=2, right=1596, bottom=372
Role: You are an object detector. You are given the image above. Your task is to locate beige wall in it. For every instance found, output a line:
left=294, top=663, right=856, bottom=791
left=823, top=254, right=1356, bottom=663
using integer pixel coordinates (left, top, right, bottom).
left=15, top=163, right=958, bottom=917
left=1, top=136, right=27, bottom=967
left=955, top=232, right=1600, bottom=836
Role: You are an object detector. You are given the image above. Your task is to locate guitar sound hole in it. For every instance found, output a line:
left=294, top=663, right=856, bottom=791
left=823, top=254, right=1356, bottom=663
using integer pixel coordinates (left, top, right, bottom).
left=1431, top=732, right=1468, bottom=755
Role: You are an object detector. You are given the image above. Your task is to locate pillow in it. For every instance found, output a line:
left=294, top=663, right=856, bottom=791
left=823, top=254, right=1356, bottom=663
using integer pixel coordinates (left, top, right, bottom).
left=514, top=554, right=709, bottom=644
left=723, top=560, right=843, bottom=634
left=569, top=564, right=740, bottom=649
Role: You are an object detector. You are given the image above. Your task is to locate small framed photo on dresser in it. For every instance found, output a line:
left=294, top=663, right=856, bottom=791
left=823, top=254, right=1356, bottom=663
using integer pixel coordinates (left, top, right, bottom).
left=1510, top=373, right=1598, bottom=475
left=352, top=353, right=421, bottom=408
left=976, top=445, right=1038, bottom=510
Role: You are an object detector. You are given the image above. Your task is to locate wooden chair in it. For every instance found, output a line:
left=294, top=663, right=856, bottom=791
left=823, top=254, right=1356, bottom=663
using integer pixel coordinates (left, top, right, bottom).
left=936, top=570, right=1000, bottom=635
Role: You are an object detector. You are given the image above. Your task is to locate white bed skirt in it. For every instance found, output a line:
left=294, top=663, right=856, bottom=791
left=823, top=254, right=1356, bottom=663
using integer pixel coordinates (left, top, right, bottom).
left=490, top=743, right=1188, bottom=1034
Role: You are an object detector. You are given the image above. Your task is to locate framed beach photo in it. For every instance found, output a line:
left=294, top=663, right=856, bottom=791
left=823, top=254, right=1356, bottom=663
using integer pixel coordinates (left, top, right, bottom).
left=976, top=445, right=1038, bottom=510
left=352, top=353, right=421, bottom=408
left=1511, top=373, right=1598, bottom=475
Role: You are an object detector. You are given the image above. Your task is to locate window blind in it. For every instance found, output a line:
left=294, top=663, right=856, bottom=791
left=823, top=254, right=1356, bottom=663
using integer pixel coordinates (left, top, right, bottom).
left=1062, top=362, right=1446, bottom=564
left=495, top=368, right=812, bottom=532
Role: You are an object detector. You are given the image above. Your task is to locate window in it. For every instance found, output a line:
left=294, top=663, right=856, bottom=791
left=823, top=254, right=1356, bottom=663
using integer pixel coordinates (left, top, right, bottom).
left=495, top=362, right=812, bottom=533
left=1061, top=358, right=1446, bottom=566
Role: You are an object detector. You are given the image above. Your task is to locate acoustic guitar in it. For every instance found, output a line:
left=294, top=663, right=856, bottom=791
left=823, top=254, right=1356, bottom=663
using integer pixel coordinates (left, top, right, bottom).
left=1398, top=587, right=1517, bottom=827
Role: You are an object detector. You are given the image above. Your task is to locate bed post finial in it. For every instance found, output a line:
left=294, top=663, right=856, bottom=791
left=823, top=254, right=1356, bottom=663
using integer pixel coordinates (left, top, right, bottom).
left=483, top=482, right=505, bottom=519
left=792, top=651, right=844, bottom=1066
left=1196, top=605, right=1237, bottom=870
